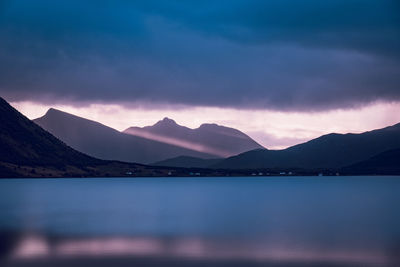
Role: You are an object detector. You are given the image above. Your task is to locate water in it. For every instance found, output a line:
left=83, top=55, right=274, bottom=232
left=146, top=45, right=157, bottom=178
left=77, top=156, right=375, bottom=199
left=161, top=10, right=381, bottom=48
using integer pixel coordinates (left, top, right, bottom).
left=0, top=176, right=399, bottom=267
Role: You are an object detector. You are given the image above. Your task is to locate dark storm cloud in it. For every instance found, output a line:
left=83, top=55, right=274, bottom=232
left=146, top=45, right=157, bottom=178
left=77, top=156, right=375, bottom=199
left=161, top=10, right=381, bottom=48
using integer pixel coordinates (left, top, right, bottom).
left=0, top=0, right=399, bottom=110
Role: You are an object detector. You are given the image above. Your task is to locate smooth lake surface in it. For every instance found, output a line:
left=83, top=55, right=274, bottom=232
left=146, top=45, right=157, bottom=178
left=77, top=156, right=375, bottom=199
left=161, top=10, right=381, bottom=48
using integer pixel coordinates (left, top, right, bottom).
left=0, top=176, right=400, bottom=267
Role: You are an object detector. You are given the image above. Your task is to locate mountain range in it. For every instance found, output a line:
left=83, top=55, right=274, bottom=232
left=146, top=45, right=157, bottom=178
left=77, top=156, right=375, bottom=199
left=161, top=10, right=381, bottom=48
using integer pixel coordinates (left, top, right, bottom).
left=154, top=123, right=400, bottom=172
left=34, top=109, right=262, bottom=164
left=212, top=123, right=400, bottom=170
left=0, top=97, right=232, bottom=178
left=33, top=106, right=400, bottom=172
left=124, top=118, right=263, bottom=158
left=1, top=96, right=399, bottom=176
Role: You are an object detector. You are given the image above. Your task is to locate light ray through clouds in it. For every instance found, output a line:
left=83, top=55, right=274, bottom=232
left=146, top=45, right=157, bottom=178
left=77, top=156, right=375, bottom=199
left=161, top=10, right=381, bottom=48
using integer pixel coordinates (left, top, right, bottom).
left=124, top=128, right=232, bottom=157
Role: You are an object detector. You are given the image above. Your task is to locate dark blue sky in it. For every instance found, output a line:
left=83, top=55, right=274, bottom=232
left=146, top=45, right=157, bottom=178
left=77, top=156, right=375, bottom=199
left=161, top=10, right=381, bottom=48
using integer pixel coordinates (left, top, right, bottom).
left=0, top=0, right=399, bottom=111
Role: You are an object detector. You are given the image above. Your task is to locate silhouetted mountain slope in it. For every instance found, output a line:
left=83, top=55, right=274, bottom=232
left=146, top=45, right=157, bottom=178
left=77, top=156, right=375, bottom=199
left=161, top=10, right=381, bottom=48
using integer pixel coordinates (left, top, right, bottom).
left=34, top=110, right=216, bottom=164
left=0, top=97, right=122, bottom=177
left=0, top=98, right=99, bottom=168
left=214, top=124, right=400, bottom=169
left=342, top=148, right=400, bottom=175
left=153, top=156, right=222, bottom=168
left=124, top=118, right=263, bottom=158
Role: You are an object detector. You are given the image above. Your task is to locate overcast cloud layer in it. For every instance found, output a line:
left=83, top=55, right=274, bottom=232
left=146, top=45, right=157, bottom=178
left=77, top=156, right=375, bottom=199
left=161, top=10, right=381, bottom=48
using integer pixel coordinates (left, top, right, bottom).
left=0, top=0, right=399, bottom=111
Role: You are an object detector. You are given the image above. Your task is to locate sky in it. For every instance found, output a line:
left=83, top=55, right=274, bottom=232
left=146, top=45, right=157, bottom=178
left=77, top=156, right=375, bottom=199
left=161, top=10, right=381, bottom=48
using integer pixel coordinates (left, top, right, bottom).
left=1, top=0, right=400, bottom=148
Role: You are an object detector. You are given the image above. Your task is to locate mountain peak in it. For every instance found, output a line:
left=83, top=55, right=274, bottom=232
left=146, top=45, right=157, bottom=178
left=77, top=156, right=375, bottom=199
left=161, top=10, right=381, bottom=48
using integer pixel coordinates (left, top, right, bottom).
left=45, top=107, right=63, bottom=116
left=198, top=123, right=245, bottom=136
left=40, top=108, right=84, bottom=122
left=154, top=117, right=178, bottom=126
left=199, top=123, right=221, bottom=129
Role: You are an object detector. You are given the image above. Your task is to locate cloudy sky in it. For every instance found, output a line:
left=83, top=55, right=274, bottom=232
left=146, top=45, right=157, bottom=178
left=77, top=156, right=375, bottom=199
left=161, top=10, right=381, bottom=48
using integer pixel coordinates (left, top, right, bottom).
left=1, top=0, right=400, bottom=148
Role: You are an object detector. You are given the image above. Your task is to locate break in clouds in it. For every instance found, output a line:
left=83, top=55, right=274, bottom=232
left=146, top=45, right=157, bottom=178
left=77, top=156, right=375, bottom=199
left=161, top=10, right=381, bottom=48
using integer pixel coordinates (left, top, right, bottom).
left=0, top=0, right=399, bottom=111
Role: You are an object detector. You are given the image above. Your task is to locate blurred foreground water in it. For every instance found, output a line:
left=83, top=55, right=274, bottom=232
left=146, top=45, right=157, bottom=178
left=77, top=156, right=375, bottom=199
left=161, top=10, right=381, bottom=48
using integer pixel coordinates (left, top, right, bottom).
left=0, top=177, right=399, bottom=267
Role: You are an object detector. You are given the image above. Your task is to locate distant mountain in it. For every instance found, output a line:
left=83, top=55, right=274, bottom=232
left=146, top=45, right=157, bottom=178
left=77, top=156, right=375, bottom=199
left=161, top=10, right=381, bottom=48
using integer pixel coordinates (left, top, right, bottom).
left=214, top=124, right=400, bottom=169
left=342, top=148, right=400, bottom=175
left=34, top=110, right=217, bottom=164
left=153, top=156, right=223, bottom=168
left=124, top=118, right=263, bottom=158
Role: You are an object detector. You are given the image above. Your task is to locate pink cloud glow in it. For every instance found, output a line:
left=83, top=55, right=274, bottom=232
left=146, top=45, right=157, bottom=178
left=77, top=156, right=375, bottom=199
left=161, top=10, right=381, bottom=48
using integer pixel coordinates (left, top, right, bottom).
left=10, top=101, right=400, bottom=149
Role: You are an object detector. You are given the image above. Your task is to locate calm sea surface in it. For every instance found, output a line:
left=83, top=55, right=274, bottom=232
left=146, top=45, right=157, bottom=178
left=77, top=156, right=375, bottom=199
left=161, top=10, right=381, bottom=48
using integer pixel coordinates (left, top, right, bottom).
left=0, top=176, right=400, bottom=267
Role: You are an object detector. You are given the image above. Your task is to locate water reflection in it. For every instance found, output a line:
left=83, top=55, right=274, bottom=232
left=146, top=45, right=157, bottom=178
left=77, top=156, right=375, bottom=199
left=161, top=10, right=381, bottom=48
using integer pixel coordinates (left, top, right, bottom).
left=1, top=234, right=397, bottom=267
left=1, top=177, right=400, bottom=267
